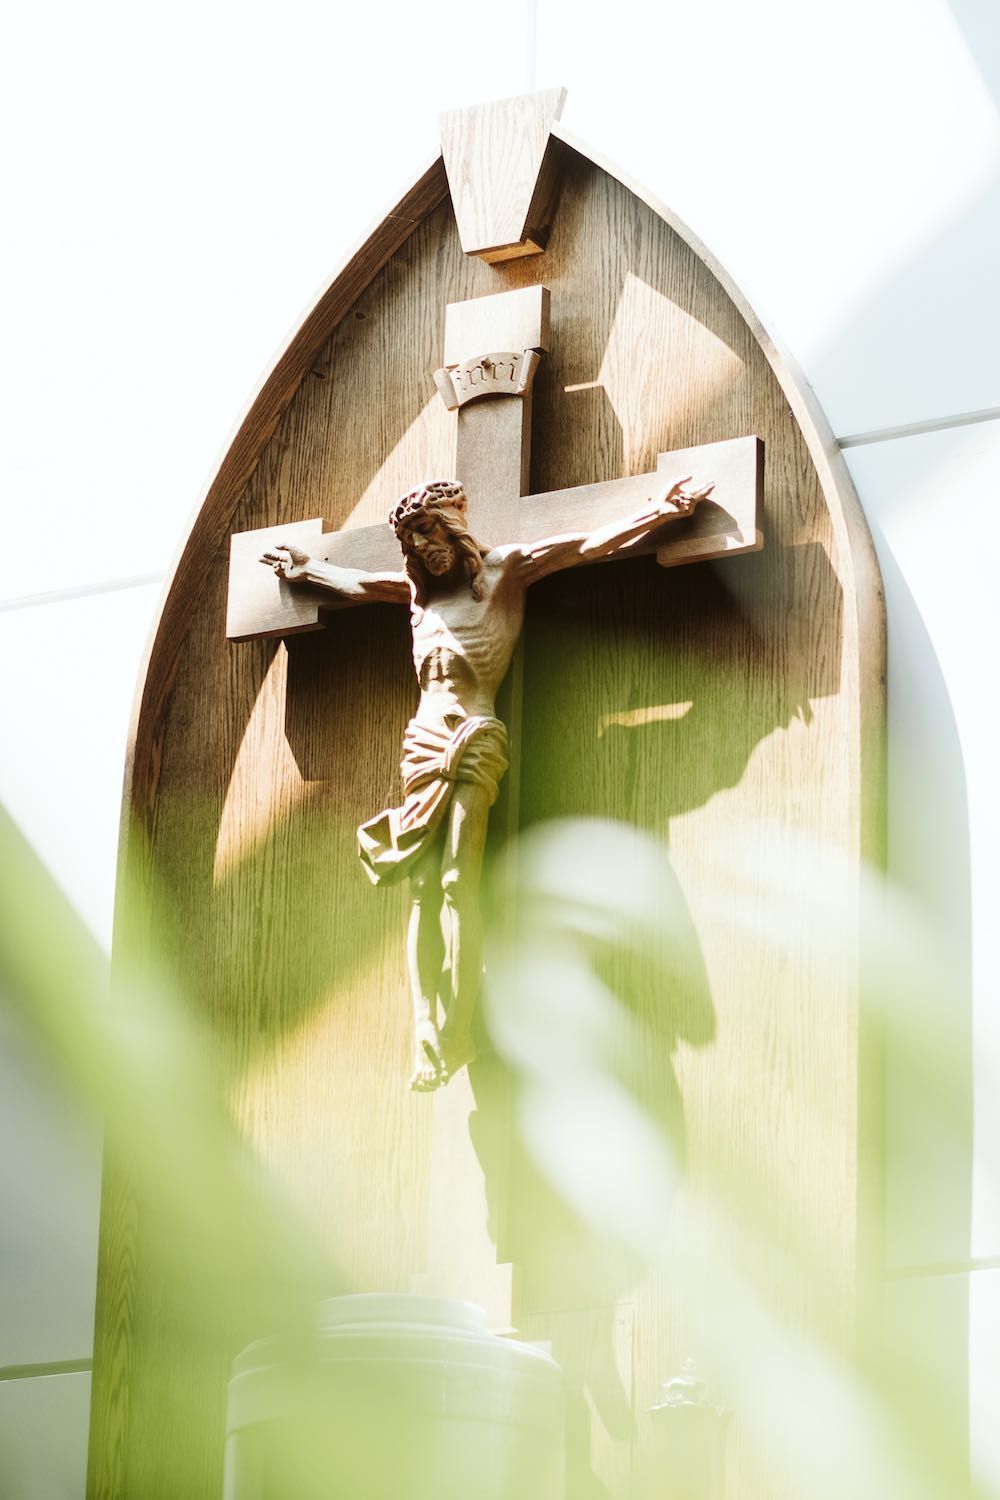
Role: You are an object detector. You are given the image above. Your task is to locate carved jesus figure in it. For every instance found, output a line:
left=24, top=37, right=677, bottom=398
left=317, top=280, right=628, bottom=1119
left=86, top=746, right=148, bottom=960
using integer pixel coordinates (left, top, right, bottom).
left=261, top=476, right=709, bottom=1092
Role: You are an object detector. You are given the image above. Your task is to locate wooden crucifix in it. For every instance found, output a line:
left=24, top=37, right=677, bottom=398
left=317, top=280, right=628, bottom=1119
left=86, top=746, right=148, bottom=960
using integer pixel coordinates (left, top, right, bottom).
left=226, top=283, right=763, bottom=1093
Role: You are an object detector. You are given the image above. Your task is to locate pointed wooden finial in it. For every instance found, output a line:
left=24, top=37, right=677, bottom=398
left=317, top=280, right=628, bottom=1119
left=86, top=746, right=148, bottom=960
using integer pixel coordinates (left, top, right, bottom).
left=439, top=87, right=567, bottom=263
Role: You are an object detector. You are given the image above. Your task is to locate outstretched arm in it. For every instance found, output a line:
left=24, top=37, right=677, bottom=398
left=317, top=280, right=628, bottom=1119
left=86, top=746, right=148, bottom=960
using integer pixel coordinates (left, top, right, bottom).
left=260, top=544, right=408, bottom=605
left=513, top=478, right=713, bottom=583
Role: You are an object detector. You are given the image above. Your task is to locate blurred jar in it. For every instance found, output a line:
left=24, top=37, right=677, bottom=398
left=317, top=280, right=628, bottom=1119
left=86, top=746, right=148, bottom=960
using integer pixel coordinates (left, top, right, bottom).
left=223, top=1294, right=565, bottom=1500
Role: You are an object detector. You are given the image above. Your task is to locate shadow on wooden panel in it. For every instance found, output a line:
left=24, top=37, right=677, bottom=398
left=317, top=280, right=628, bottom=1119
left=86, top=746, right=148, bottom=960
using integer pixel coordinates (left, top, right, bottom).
left=520, top=543, right=842, bottom=833
left=284, top=606, right=413, bottom=783
left=465, top=809, right=718, bottom=1496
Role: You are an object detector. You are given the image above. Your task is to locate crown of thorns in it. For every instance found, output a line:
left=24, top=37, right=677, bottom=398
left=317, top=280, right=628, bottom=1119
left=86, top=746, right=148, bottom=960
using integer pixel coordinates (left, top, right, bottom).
left=389, top=479, right=467, bottom=535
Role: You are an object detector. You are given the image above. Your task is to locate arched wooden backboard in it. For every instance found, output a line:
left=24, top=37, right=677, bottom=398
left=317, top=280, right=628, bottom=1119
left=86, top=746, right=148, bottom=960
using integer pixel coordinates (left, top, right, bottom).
left=90, top=99, right=884, bottom=1500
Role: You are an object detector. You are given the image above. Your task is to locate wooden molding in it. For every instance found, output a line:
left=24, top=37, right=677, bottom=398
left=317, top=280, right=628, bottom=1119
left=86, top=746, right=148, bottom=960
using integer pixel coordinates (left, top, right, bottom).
left=439, top=87, right=567, bottom=261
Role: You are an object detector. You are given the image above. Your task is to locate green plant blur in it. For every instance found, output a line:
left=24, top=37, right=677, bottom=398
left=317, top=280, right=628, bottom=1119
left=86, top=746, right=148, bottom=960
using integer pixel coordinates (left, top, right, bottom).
left=0, top=794, right=991, bottom=1500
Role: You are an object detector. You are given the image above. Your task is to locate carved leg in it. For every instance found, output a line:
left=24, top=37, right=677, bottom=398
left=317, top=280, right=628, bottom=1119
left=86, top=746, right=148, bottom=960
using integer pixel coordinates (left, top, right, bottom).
left=407, top=856, right=446, bottom=1091
left=438, top=780, right=491, bottom=1083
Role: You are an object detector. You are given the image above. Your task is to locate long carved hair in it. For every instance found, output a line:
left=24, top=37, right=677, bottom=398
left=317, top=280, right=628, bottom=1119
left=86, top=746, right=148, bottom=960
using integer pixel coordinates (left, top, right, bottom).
left=389, top=480, right=489, bottom=607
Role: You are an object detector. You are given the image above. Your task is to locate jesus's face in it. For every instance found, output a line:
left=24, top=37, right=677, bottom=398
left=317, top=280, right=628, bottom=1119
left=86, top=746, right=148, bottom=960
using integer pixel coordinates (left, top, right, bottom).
left=402, top=515, right=458, bottom=577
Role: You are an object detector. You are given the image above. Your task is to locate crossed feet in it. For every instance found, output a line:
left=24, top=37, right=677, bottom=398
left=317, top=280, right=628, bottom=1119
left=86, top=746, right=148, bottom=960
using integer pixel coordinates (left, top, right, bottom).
left=409, top=1018, right=477, bottom=1093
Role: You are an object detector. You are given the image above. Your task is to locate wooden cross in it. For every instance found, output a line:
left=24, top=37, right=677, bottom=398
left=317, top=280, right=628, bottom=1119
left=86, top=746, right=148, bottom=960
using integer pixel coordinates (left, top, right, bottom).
left=226, top=283, right=762, bottom=644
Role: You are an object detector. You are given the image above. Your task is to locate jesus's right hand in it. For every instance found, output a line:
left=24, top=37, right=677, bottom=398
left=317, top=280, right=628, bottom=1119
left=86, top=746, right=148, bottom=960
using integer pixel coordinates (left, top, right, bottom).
left=260, top=543, right=311, bottom=580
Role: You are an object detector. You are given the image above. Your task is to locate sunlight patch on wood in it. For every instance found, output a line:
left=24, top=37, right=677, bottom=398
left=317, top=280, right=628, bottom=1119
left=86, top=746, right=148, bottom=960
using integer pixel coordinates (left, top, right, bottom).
left=597, top=702, right=694, bottom=737
left=345, top=397, right=455, bottom=529
left=599, top=272, right=744, bottom=471
left=213, top=646, right=306, bottom=884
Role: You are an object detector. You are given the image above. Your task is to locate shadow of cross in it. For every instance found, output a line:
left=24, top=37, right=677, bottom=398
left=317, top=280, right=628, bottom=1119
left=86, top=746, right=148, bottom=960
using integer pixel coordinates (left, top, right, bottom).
left=226, top=283, right=763, bottom=651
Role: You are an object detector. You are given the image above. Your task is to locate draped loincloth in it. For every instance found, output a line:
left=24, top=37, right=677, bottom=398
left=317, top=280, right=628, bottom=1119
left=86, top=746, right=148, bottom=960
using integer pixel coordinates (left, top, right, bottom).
left=357, top=713, right=509, bottom=886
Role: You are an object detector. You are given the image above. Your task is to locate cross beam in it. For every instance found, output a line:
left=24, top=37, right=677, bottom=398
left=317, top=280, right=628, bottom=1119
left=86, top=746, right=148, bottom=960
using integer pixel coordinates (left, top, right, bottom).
left=226, top=286, right=762, bottom=642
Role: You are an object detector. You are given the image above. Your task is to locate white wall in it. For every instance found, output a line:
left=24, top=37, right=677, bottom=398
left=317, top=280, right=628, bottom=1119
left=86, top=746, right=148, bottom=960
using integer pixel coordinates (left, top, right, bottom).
left=3, top=1, right=998, bottom=1491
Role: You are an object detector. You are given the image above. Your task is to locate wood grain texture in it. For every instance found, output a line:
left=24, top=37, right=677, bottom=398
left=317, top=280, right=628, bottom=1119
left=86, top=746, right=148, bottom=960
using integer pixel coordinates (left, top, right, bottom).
left=443, top=284, right=550, bottom=364
left=92, top=139, right=884, bottom=1500
left=454, top=394, right=531, bottom=534
left=440, top=88, right=567, bottom=260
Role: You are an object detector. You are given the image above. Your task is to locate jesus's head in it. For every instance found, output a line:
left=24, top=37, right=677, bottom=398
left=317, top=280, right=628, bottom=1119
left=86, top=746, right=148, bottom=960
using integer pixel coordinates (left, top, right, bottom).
left=390, top=480, right=488, bottom=603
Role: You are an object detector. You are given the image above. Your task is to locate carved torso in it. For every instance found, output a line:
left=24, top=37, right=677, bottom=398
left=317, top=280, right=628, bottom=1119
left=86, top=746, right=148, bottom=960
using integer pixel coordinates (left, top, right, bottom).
left=410, top=552, right=525, bottom=725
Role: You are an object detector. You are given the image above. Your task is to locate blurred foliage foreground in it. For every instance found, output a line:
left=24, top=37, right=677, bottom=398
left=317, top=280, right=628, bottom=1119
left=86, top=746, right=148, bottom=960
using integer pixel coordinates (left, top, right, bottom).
left=0, top=803, right=992, bottom=1500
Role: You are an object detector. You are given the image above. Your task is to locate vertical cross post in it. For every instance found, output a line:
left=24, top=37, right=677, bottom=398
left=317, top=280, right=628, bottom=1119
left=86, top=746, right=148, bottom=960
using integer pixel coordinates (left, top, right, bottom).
left=433, top=284, right=549, bottom=534
left=433, top=284, right=550, bottom=849
left=423, top=286, right=549, bottom=1324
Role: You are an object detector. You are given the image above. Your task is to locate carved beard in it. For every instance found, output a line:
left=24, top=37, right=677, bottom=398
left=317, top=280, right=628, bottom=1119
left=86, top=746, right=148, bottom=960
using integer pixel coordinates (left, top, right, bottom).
left=423, top=541, right=457, bottom=575
left=401, top=549, right=458, bottom=606
left=399, top=513, right=487, bottom=608
left=404, top=540, right=485, bottom=615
